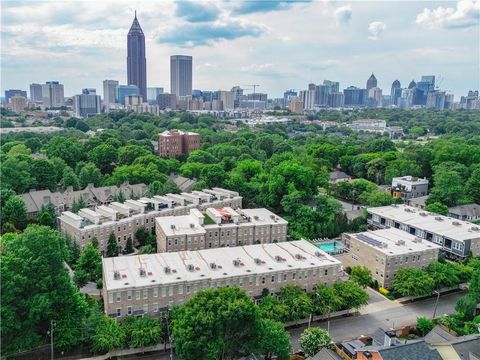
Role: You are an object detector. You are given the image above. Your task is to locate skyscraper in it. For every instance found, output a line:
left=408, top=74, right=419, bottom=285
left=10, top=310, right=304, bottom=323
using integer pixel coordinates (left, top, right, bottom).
left=127, top=12, right=147, bottom=101
left=391, top=80, right=401, bottom=106
left=4, top=89, right=27, bottom=104
left=366, top=74, right=377, bottom=91
left=29, top=84, right=43, bottom=102
left=42, top=81, right=64, bottom=108
left=170, top=55, right=192, bottom=97
left=147, top=87, right=164, bottom=105
left=116, top=85, right=140, bottom=105
left=74, top=89, right=101, bottom=118
left=103, top=80, right=119, bottom=109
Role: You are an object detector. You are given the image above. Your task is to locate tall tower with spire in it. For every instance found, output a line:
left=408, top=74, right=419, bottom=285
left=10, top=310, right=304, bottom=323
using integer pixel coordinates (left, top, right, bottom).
left=366, top=73, right=377, bottom=91
left=127, top=11, right=147, bottom=101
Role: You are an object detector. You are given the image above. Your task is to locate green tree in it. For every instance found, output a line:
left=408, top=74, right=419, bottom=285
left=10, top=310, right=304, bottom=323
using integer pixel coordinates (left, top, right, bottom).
left=425, top=202, right=449, bottom=216
left=200, top=164, right=227, bottom=188
left=416, top=316, right=435, bottom=336
left=429, top=169, right=465, bottom=206
left=350, top=266, right=373, bottom=288
left=466, top=168, right=480, bottom=203
left=46, top=136, right=84, bottom=168
left=171, top=287, right=261, bottom=360
left=88, top=144, right=118, bottom=174
left=118, top=145, right=151, bottom=165
left=280, top=285, right=313, bottom=322
left=91, top=316, right=126, bottom=353
left=61, top=167, right=80, bottom=190
left=106, top=232, right=119, bottom=257
left=455, top=295, right=478, bottom=320
left=391, top=268, right=435, bottom=297
left=71, top=197, right=87, bottom=213
left=299, top=327, right=332, bottom=357
left=0, top=156, right=34, bottom=193
left=125, top=237, right=134, bottom=254
left=138, top=244, right=154, bottom=254
left=37, top=203, right=57, bottom=229
left=1, top=226, right=88, bottom=355
left=7, top=143, right=31, bottom=157
left=333, top=281, right=369, bottom=311
left=32, top=158, right=57, bottom=191
left=359, top=190, right=394, bottom=206
left=122, top=316, right=162, bottom=348
left=75, top=242, right=102, bottom=285
left=426, top=262, right=459, bottom=290
left=1, top=195, right=28, bottom=232
left=257, top=319, right=291, bottom=360
left=79, top=162, right=103, bottom=188
left=258, top=295, right=290, bottom=323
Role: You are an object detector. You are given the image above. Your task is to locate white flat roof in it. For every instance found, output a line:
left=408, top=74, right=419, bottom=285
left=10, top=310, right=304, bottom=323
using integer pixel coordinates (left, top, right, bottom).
left=103, top=240, right=341, bottom=291
left=368, top=205, right=480, bottom=242
left=348, top=228, right=441, bottom=256
left=156, top=213, right=206, bottom=236
left=239, top=208, right=288, bottom=226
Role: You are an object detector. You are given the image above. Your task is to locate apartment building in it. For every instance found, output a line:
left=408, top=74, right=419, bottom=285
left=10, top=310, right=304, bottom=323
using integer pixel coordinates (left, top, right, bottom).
left=156, top=207, right=288, bottom=252
left=367, top=205, right=480, bottom=260
left=58, top=188, right=242, bottom=254
left=102, top=239, right=342, bottom=317
left=157, top=129, right=200, bottom=157
left=391, top=176, right=429, bottom=200
left=342, top=228, right=440, bottom=288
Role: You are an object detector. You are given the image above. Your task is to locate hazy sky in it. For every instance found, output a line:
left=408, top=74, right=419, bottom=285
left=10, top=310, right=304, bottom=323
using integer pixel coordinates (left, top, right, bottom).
left=1, top=0, right=479, bottom=99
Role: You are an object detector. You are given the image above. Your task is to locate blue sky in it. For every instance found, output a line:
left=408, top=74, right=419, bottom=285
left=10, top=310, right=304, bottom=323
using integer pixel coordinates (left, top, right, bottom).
left=1, top=0, right=479, bottom=99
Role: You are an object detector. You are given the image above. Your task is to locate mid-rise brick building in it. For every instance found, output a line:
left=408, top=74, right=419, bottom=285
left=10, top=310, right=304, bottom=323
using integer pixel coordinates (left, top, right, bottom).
left=155, top=207, right=288, bottom=252
left=58, top=188, right=241, bottom=254
left=102, top=239, right=342, bottom=317
left=157, top=129, right=200, bottom=157
left=342, top=228, right=440, bottom=288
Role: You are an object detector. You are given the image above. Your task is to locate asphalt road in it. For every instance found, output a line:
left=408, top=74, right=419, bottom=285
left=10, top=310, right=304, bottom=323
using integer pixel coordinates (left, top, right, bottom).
left=123, top=291, right=464, bottom=360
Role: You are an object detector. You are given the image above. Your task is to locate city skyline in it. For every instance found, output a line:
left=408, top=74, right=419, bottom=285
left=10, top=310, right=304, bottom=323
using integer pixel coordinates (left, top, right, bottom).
left=1, top=0, right=479, bottom=98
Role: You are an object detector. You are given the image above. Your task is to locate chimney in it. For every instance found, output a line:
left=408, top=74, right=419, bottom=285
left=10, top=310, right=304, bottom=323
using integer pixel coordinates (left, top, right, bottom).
left=384, top=330, right=397, bottom=347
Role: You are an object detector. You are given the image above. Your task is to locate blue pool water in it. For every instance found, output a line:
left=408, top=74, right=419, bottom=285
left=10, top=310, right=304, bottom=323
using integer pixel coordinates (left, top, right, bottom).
left=316, top=241, right=344, bottom=254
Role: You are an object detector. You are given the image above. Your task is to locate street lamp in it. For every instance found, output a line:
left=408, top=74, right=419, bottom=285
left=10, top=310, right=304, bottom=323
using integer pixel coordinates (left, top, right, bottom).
left=432, top=290, right=440, bottom=320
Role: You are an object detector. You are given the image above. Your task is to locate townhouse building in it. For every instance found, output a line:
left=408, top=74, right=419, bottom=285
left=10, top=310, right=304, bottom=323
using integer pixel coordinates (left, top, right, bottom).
left=155, top=207, right=288, bottom=252
left=342, top=228, right=440, bottom=288
left=390, top=176, right=429, bottom=200
left=367, top=205, right=480, bottom=260
left=102, top=240, right=342, bottom=318
left=58, top=188, right=242, bottom=254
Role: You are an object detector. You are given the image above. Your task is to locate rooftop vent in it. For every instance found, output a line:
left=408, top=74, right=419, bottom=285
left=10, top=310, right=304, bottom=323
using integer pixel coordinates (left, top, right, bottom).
left=419, top=212, right=427, bottom=216
left=113, top=271, right=120, bottom=280
left=396, top=240, right=406, bottom=246
left=270, top=215, right=275, bottom=219
left=254, top=258, right=262, bottom=265
left=187, top=264, right=195, bottom=272
left=295, top=253, right=306, bottom=260
left=190, top=223, right=195, bottom=228
left=254, top=215, right=259, bottom=220
left=471, top=226, right=480, bottom=232
left=210, top=262, right=217, bottom=269
left=314, top=251, right=324, bottom=257
left=139, top=268, right=146, bottom=277
left=381, top=242, right=388, bottom=248
left=164, top=266, right=171, bottom=274
left=233, top=259, right=241, bottom=267
left=435, top=216, right=443, bottom=221
left=170, top=224, right=176, bottom=230
left=452, top=221, right=461, bottom=226
left=275, top=255, right=285, bottom=262
left=414, top=237, right=423, bottom=243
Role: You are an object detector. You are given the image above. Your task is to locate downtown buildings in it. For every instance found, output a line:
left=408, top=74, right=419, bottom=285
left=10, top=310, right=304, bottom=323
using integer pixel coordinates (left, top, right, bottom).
left=73, top=88, right=102, bottom=118
left=170, top=55, right=193, bottom=97
left=127, top=12, right=147, bottom=101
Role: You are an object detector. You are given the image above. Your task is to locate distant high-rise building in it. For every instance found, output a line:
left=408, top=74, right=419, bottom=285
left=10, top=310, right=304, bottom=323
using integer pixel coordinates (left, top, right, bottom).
left=368, top=87, right=383, bottom=107
left=343, top=86, right=367, bottom=107
left=157, top=93, right=177, bottom=110
left=11, top=95, right=27, bottom=113
left=283, top=90, right=297, bottom=106
left=323, top=80, right=340, bottom=93
left=158, top=129, right=200, bottom=157
left=125, top=95, right=143, bottom=106
left=73, top=88, right=101, bottom=118
left=315, top=85, right=329, bottom=106
left=42, top=81, right=64, bottom=108
left=127, top=12, right=147, bottom=100
left=29, top=84, right=43, bottom=102
left=328, top=92, right=344, bottom=108
left=5, top=89, right=27, bottom=104
left=147, top=87, right=164, bottom=105
left=300, top=90, right=316, bottom=110
left=366, top=74, right=377, bottom=91
left=170, top=55, right=192, bottom=97
left=116, top=85, right=140, bottom=105
left=408, top=80, right=416, bottom=89
left=217, top=91, right=235, bottom=110
left=247, top=93, right=267, bottom=102
left=231, top=86, right=244, bottom=108
left=391, top=80, right=401, bottom=106
left=289, top=98, right=304, bottom=113
left=103, top=80, right=119, bottom=109
left=398, top=88, right=415, bottom=109
left=308, top=83, right=316, bottom=91
left=426, top=90, right=445, bottom=110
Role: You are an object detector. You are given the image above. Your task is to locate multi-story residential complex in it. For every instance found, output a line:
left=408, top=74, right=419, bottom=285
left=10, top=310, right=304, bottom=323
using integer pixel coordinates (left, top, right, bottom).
left=102, top=239, right=342, bottom=317
left=42, top=81, right=64, bottom=107
left=73, top=88, right=101, bottom=118
left=391, top=176, right=429, bottom=200
left=127, top=13, right=147, bottom=100
left=4, top=89, right=27, bottom=104
left=342, top=228, right=440, bottom=288
left=448, top=204, right=480, bottom=222
left=367, top=204, right=480, bottom=260
left=21, top=182, right=148, bottom=218
left=156, top=207, right=288, bottom=252
left=58, top=188, right=242, bottom=253
left=156, top=93, right=177, bottom=110
left=29, top=83, right=43, bottom=102
left=157, top=129, right=200, bottom=157
left=10, top=95, right=27, bottom=113
left=170, top=55, right=192, bottom=97
left=343, top=86, right=367, bottom=107
left=103, top=80, right=119, bottom=110
left=289, top=98, right=304, bottom=113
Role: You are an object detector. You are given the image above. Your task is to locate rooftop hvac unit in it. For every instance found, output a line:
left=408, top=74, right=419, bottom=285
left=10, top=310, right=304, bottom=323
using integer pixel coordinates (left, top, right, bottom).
left=419, top=212, right=427, bottom=216
left=396, top=240, right=406, bottom=246
left=314, top=251, right=323, bottom=257
left=275, top=255, right=284, bottom=262
left=254, top=258, right=262, bottom=265
left=139, top=268, right=146, bottom=277
left=233, top=259, right=241, bottom=267
left=171, top=224, right=176, bottom=230
left=187, top=264, right=195, bottom=272
left=435, top=216, right=443, bottom=221
left=414, top=237, right=423, bottom=243
left=254, top=216, right=259, bottom=220
left=471, top=226, right=480, bottom=232
left=452, top=221, right=461, bottom=226
left=164, top=266, right=171, bottom=274
left=381, top=243, right=388, bottom=248
left=210, top=262, right=217, bottom=269
left=114, top=271, right=120, bottom=280
left=270, top=215, right=275, bottom=219
left=190, top=223, right=195, bottom=228
left=295, top=253, right=303, bottom=260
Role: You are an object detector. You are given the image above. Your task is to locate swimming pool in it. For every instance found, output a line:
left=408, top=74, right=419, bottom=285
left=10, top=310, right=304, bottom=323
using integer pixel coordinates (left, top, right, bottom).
left=316, top=241, right=344, bottom=254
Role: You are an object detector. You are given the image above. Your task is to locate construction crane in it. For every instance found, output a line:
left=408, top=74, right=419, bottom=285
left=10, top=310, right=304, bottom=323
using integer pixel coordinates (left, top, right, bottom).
left=242, top=84, right=260, bottom=95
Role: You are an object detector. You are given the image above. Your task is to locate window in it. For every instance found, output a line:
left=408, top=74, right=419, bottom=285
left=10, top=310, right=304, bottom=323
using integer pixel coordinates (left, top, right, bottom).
left=161, top=287, right=166, bottom=297
left=271, top=275, right=275, bottom=283
left=116, top=308, right=121, bottom=317
left=108, top=293, right=113, bottom=304
left=127, top=306, right=132, bottom=316
left=179, top=285, right=184, bottom=295
left=352, top=255, right=359, bottom=261
left=261, top=277, right=265, bottom=284
left=143, top=304, right=148, bottom=314
left=324, top=269, right=328, bottom=276
left=187, top=286, right=191, bottom=294
left=292, top=273, right=296, bottom=280
left=116, top=292, right=121, bottom=302
left=153, top=287, right=158, bottom=297
left=283, top=274, right=287, bottom=281
left=127, top=290, right=132, bottom=300
left=153, top=303, right=158, bottom=313
left=136, top=290, right=140, bottom=300
left=169, top=286, right=173, bottom=296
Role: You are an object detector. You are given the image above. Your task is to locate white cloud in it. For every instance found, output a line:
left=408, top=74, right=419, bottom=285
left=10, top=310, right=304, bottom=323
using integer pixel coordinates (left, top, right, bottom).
left=240, top=63, right=275, bottom=73
left=368, top=21, right=387, bottom=40
left=416, top=0, right=480, bottom=29
left=334, top=4, right=352, bottom=25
